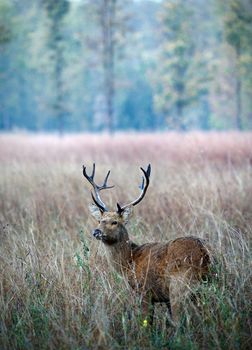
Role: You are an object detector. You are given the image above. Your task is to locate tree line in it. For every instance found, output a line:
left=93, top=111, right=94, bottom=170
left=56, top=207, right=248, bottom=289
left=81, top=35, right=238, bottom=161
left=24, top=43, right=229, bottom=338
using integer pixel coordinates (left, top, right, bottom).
left=0, top=0, right=252, bottom=133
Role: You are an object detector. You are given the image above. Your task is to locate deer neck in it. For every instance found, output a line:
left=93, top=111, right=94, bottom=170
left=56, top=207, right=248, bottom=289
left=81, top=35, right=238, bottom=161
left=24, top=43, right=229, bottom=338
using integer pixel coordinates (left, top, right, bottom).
left=104, top=229, right=136, bottom=274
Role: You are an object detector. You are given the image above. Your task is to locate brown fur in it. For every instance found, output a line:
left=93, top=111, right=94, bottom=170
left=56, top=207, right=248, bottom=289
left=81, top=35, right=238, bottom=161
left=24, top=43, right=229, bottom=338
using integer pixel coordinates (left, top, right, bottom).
left=89, top=208, right=214, bottom=324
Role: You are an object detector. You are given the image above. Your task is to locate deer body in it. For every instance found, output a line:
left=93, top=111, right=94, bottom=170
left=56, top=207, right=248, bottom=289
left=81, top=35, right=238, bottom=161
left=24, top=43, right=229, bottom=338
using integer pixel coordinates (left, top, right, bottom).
left=83, top=164, right=213, bottom=324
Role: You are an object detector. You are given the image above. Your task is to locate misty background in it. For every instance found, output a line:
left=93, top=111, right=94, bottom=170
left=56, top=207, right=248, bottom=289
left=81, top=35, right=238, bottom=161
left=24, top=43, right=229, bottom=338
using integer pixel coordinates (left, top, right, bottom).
left=0, top=0, right=252, bottom=134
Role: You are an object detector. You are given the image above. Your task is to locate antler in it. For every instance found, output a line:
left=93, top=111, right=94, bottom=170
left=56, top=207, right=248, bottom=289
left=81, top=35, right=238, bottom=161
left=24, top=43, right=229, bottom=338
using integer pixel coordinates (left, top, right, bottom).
left=83, top=163, right=114, bottom=212
left=117, top=164, right=151, bottom=214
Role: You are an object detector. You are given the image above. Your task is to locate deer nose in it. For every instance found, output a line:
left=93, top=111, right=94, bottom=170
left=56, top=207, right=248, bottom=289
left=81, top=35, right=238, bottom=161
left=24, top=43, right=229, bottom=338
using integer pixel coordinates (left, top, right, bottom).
left=93, top=229, right=102, bottom=239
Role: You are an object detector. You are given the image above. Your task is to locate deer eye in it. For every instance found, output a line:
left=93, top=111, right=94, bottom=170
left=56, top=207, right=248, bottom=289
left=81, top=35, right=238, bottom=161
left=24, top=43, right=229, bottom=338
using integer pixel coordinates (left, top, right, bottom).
left=111, top=221, right=118, bottom=225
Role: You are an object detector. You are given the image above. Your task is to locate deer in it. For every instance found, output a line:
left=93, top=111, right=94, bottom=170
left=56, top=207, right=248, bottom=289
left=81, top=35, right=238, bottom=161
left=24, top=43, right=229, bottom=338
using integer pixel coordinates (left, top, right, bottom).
left=83, top=164, right=214, bottom=326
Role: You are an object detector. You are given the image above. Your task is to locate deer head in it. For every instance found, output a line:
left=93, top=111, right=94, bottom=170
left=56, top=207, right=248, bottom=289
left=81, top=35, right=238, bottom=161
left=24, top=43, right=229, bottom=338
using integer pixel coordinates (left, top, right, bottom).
left=83, top=164, right=151, bottom=245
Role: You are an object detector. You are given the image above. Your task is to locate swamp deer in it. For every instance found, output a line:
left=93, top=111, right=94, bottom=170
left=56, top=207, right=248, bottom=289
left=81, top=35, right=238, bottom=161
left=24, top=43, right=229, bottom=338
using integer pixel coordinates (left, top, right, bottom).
left=83, top=164, right=213, bottom=325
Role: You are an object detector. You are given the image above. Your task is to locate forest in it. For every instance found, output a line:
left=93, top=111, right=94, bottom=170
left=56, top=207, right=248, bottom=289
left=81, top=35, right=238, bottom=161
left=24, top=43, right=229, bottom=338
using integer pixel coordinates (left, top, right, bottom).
left=1, top=0, right=252, bottom=133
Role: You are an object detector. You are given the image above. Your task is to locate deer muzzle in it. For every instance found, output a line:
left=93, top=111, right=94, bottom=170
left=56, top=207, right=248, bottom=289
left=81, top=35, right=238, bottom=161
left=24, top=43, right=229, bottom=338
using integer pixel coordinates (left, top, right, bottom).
left=93, top=229, right=105, bottom=240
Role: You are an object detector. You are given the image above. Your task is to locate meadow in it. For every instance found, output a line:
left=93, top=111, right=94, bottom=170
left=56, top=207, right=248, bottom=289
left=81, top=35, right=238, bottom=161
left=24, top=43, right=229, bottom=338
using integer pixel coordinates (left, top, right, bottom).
left=0, top=132, right=252, bottom=350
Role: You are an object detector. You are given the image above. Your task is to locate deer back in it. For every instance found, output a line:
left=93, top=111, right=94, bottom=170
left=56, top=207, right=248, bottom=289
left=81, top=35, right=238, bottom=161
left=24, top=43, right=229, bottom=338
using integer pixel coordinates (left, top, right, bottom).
left=127, top=236, right=211, bottom=301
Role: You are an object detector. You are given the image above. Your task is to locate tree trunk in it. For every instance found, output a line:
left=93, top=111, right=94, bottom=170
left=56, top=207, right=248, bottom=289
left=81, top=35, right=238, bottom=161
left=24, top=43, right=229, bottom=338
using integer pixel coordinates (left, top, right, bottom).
left=101, top=0, right=116, bottom=134
left=235, top=44, right=242, bottom=130
left=176, top=102, right=185, bottom=131
left=43, top=0, right=69, bottom=136
left=54, top=22, right=65, bottom=137
left=55, top=55, right=64, bottom=137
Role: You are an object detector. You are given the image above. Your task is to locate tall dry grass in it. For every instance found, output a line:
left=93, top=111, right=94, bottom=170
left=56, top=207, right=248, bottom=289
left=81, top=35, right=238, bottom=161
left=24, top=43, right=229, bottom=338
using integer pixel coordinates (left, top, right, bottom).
left=0, top=132, right=252, bottom=349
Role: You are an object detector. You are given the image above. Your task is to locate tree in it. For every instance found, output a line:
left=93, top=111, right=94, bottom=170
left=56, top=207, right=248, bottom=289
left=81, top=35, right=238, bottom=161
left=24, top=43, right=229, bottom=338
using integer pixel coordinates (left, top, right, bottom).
left=88, top=0, right=131, bottom=133
left=220, top=0, right=252, bottom=129
left=42, top=0, right=70, bottom=135
left=153, top=0, right=210, bottom=130
left=0, top=0, right=14, bottom=129
left=0, top=0, right=36, bottom=131
left=100, top=0, right=116, bottom=133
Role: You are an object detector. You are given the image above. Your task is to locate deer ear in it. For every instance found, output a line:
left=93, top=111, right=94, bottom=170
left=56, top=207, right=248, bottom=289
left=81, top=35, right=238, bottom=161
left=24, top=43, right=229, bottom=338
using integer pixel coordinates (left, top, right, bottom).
left=122, top=206, right=133, bottom=224
left=89, top=204, right=102, bottom=221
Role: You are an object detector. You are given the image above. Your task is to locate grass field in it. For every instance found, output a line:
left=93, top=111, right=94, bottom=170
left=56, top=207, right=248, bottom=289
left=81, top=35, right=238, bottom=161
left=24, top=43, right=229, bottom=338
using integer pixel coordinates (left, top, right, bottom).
left=0, top=132, right=252, bottom=350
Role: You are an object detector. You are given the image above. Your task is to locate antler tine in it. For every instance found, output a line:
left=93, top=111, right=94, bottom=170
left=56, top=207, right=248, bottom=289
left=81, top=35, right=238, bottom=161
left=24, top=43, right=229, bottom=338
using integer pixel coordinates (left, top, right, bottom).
left=91, top=163, right=95, bottom=180
left=99, top=170, right=114, bottom=190
left=83, top=164, right=114, bottom=212
left=118, top=164, right=151, bottom=212
left=140, top=176, right=145, bottom=190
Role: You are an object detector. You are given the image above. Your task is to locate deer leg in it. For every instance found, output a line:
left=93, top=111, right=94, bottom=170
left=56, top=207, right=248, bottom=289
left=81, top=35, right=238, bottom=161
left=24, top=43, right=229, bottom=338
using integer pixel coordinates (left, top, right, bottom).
left=166, top=299, right=172, bottom=317
left=165, top=300, right=174, bottom=327
left=149, top=298, right=155, bottom=325
left=141, top=293, right=154, bottom=326
left=169, top=273, right=192, bottom=325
